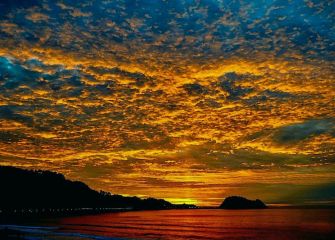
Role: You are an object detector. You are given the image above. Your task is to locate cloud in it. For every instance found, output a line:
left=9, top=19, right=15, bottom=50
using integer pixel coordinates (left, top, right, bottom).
left=273, top=119, right=335, bottom=143
left=88, top=66, right=154, bottom=87
left=275, top=182, right=335, bottom=205
left=182, top=83, right=207, bottom=95
left=26, top=12, right=49, bottom=23
left=0, top=106, right=33, bottom=126
left=218, top=72, right=254, bottom=100
left=0, top=57, right=39, bottom=89
left=261, top=90, right=295, bottom=99
left=0, top=130, right=28, bottom=143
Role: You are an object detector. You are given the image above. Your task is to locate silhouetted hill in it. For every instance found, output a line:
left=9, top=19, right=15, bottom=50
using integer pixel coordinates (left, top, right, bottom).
left=0, top=166, right=195, bottom=214
left=220, top=196, right=267, bottom=209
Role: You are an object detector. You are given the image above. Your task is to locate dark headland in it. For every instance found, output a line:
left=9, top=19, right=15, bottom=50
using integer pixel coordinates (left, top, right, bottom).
left=0, top=166, right=196, bottom=219
left=220, top=196, right=267, bottom=209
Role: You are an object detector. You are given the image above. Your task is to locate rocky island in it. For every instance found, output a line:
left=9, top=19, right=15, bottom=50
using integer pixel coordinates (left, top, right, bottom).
left=220, top=196, right=267, bottom=209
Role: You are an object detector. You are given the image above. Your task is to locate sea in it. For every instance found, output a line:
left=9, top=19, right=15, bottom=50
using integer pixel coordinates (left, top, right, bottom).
left=1, top=209, right=335, bottom=239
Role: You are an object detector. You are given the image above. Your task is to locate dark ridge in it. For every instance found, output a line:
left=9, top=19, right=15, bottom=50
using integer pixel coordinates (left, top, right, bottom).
left=219, top=196, right=267, bottom=209
left=0, top=166, right=196, bottom=216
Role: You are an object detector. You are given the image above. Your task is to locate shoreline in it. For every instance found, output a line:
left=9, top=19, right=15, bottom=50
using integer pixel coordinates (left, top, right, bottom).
left=1, top=205, right=334, bottom=219
left=0, top=207, right=200, bottom=225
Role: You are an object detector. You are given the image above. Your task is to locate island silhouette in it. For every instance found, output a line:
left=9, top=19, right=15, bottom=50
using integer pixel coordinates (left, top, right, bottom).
left=220, top=196, right=267, bottom=209
left=0, top=165, right=268, bottom=220
left=0, top=166, right=196, bottom=218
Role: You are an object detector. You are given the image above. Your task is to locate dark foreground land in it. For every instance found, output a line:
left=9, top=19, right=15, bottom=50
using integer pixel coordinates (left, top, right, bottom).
left=0, top=166, right=196, bottom=221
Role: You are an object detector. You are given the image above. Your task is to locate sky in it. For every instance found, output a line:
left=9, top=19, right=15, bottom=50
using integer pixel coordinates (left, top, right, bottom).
left=0, top=0, right=334, bottom=206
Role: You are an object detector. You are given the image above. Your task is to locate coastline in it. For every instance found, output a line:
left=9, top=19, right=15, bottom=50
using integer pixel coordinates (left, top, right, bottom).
left=2, top=204, right=334, bottom=221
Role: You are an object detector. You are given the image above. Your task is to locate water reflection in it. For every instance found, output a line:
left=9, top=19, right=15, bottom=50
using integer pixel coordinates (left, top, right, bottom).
left=51, top=209, right=335, bottom=239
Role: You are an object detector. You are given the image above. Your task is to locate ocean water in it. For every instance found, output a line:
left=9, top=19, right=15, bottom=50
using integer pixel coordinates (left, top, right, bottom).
left=3, top=209, right=335, bottom=239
